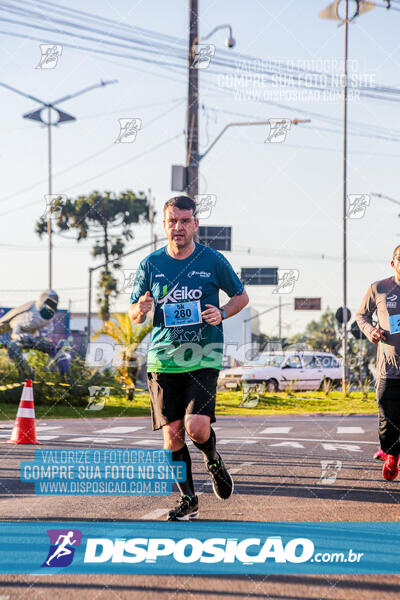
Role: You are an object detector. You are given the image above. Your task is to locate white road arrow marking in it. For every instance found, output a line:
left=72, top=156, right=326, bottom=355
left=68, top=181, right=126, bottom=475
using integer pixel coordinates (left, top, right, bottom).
left=322, top=443, right=361, bottom=452
left=261, top=427, right=293, bottom=434
left=269, top=441, right=304, bottom=448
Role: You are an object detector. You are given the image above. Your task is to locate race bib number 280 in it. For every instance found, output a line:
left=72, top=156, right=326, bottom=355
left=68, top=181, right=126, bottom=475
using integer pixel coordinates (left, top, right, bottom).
left=163, top=301, right=202, bottom=327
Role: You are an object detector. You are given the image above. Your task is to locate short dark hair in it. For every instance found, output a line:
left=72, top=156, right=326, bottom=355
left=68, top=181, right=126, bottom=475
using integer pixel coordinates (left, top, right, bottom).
left=393, top=245, right=400, bottom=259
left=163, top=195, right=197, bottom=217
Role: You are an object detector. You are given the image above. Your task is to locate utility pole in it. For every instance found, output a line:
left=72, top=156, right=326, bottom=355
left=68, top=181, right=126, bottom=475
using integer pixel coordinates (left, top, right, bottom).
left=186, top=0, right=199, bottom=204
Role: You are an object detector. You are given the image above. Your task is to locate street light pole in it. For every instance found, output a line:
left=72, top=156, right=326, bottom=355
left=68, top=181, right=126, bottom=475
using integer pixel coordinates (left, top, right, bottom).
left=318, top=0, right=375, bottom=391
left=199, top=119, right=311, bottom=162
left=47, top=106, right=53, bottom=289
left=0, top=79, right=118, bottom=291
left=342, top=0, right=349, bottom=390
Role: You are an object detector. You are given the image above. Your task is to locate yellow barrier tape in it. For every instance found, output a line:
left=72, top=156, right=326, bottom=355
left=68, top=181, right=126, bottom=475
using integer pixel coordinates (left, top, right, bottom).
left=0, top=382, right=24, bottom=391
left=0, top=381, right=146, bottom=393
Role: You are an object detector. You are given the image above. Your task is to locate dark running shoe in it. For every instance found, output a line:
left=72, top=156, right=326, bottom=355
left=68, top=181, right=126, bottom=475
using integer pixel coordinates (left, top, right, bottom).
left=206, top=453, right=234, bottom=500
left=167, top=495, right=199, bottom=521
left=382, top=454, right=400, bottom=481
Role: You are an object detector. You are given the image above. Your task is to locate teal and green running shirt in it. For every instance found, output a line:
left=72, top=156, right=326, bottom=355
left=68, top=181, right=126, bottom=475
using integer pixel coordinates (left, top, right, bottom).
left=130, top=242, right=244, bottom=373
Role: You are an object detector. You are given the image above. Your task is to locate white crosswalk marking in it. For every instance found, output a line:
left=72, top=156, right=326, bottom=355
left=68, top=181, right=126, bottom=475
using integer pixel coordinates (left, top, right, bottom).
left=35, top=426, right=63, bottom=431
left=131, top=439, right=162, bottom=446
left=336, top=427, right=364, bottom=434
left=260, top=427, right=292, bottom=434
left=67, top=437, right=122, bottom=443
left=217, top=439, right=257, bottom=445
left=37, top=435, right=60, bottom=441
left=93, top=426, right=145, bottom=434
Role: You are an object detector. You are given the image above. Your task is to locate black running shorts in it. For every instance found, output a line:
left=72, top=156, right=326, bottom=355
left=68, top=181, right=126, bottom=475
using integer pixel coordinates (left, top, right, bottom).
left=147, top=368, right=219, bottom=430
left=376, top=378, right=400, bottom=455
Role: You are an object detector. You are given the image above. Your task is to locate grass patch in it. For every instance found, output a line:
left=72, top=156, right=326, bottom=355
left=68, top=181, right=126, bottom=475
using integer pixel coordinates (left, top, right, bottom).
left=0, top=390, right=377, bottom=420
left=216, top=390, right=377, bottom=416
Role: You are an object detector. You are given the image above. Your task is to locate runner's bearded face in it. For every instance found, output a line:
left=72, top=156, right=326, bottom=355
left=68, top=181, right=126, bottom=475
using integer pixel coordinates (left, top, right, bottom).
left=163, top=206, right=198, bottom=250
left=391, top=251, right=400, bottom=280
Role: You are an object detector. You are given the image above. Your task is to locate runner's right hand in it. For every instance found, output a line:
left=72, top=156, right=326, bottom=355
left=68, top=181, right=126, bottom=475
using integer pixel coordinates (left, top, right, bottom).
left=137, top=291, right=154, bottom=316
left=371, top=327, right=386, bottom=343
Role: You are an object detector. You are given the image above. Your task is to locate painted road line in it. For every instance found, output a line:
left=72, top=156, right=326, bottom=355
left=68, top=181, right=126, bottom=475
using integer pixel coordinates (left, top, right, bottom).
left=260, top=427, right=293, bottom=434
left=218, top=440, right=258, bottom=445
left=66, top=437, right=123, bottom=443
left=131, top=439, right=163, bottom=446
left=93, top=426, right=146, bottom=434
left=182, top=436, right=377, bottom=445
left=336, top=426, right=364, bottom=434
left=37, top=436, right=60, bottom=441
left=35, top=426, right=63, bottom=431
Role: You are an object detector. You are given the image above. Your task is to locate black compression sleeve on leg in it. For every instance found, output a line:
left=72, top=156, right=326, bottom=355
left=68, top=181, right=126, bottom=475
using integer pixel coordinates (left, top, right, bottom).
left=191, top=427, right=218, bottom=462
left=171, top=444, right=195, bottom=497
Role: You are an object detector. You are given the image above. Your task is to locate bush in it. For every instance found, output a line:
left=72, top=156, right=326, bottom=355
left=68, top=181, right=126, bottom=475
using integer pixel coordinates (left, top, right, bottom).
left=0, top=348, right=123, bottom=406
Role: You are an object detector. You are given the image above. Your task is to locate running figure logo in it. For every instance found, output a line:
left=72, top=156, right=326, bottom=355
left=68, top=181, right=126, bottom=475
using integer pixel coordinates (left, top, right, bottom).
left=114, top=118, right=142, bottom=143
left=347, top=194, right=370, bottom=219
left=191, top=44, right=215, bottom=69
left=42, top=529, right=82, bottom=568
left=36, top=44, right=63, bottom=69
left=265, top=119, right=291, bottom=143
left=272, top=269, right=299, bottom=294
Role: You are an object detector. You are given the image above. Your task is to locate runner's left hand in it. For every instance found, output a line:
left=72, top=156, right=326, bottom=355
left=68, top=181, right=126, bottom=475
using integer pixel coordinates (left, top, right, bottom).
left=201, top=304, right=222, bottom=325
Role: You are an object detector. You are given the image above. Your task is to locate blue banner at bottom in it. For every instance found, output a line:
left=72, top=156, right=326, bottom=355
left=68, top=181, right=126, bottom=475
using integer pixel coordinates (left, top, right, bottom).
left=0, top=522, right=399, bottom=575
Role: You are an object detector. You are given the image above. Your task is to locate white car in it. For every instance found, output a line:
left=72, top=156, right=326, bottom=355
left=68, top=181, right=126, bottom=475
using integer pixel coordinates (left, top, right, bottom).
left=218, top=351, right=342, bottom=392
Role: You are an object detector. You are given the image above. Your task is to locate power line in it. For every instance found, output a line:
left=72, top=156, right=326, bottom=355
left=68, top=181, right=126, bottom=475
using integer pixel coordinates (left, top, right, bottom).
left=1, top=1, right=400, bottom=103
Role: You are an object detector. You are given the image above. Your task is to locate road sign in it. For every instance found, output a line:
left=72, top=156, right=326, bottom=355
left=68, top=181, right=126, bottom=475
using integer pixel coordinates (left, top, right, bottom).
left=350, top=320, right=367, bottom=340
left=294, top=298, right=321, bottom=310
left=240, top=267, right=278, bottom=286
left=199, top=226, right=231, bottom=251
left=336, top=306, right=351, bottom=324
left=171, top=165, right=187, bottom=191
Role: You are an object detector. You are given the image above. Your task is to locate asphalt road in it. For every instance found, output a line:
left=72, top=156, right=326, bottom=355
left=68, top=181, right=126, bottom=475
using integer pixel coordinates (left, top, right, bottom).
left=0, top=413, right=399, bottom=599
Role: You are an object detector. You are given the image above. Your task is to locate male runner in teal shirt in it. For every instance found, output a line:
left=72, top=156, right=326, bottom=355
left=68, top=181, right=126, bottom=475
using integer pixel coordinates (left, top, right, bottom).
left=129, top=195, right=248, bottom=520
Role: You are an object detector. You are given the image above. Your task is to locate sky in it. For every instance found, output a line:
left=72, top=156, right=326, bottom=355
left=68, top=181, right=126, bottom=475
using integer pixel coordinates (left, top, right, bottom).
left=1, top=0, right=400, bottom=338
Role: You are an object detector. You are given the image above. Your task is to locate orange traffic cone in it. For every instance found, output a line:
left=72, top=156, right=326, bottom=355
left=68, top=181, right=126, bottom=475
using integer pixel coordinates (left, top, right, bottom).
left=7, top=379, right=39, bottom=444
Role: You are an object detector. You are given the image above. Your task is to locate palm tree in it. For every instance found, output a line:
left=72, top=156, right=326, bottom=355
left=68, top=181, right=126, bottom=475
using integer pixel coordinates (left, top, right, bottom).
left=94, top=313, right=152, bottom=399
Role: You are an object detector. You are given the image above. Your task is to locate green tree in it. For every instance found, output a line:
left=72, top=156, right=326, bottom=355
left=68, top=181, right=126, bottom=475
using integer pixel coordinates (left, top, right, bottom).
left=35, top=190, right=150, bottom=320
left=300, top=309, right=341, bottom=354
left=94, top=313, right=152, bottom=399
